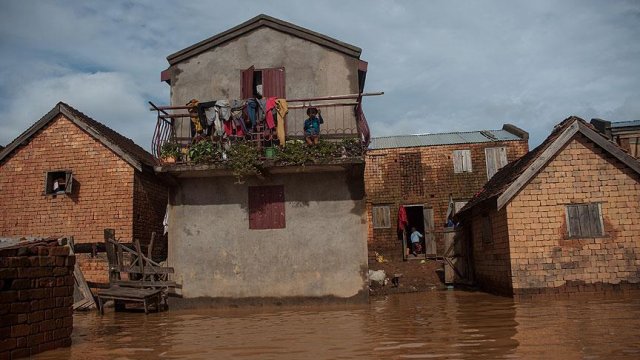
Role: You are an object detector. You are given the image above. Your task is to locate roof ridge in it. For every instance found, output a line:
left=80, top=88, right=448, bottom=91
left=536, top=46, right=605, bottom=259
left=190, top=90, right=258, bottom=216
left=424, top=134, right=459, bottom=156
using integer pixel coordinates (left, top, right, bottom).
left=372, top=129, right=504, bottom=139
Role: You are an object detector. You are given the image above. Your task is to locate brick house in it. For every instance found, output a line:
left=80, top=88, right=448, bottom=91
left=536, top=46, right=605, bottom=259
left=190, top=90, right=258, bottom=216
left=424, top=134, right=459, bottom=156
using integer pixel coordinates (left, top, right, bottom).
left=457, top=117, right=640, bottom=298
left=591, top=118, right=640, bottom=158
left=0, top=102, right=168, bottom=283
left=365, top=125, right=529, bottom=257
left=153, top=15, right=371, bottom=302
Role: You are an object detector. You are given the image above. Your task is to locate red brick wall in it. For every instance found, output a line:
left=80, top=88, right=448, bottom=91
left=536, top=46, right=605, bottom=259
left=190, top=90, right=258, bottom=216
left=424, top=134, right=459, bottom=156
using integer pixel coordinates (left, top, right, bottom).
left=133, top=171, right=168, bottom=261
left=0, top=115, right=135, bottom=283
left=505, top=134, right=640, bottom=296
left=0, top=115, right=135, bottom=242
left=468, top=205, right=514, bottom=295
left=0, top=241, right=74, bottom=359
left=365, top=140, right=528, bottom=255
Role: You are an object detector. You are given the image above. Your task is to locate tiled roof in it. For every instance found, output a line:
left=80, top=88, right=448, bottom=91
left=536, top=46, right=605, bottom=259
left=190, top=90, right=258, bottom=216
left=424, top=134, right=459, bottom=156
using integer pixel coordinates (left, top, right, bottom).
left=0, top=102, right=155, bottom=170
left=369, top=129, right=522, bottom=150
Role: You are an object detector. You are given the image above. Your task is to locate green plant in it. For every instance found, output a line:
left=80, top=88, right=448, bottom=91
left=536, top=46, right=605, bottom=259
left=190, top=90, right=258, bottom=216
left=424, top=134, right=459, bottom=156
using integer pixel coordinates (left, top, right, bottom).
left=160, top=141, right=182, bottom=159
left=188, top=139, right=219, bottom=164
left=341, top=138, right=363, bottom=157
left=227, top=142, right=263, bottom=178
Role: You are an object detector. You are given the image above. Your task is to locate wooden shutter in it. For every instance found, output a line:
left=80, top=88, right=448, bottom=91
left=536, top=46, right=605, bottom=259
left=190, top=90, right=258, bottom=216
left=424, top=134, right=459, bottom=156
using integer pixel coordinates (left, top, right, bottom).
left=453, top=150, right=471, bottom=173
left=249, top=185, right=285, bottom=229
left=454, top=201, right=467, bottom=214
left=241, top=66, right=255, bottom=99
left=588, top=203, right=603, bottom=236
left=65, top=171, right=73, bottom=194
left=567, top=204, right=580, bottom=237
left=372, top=206, right=391, bottom=228
left=262, top=68, right=286, bottom=98
left=486, top=147, right=508, bottom=179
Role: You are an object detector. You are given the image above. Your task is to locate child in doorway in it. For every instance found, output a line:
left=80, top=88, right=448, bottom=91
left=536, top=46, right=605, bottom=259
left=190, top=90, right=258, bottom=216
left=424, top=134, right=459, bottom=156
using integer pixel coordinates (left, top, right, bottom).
left=410, top=227, right=423, bottom=256
left=304, top=107, right=323, bottom=145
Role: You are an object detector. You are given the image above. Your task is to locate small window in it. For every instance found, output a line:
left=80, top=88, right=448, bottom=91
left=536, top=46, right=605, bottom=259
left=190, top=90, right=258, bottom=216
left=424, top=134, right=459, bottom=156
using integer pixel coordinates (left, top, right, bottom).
left=453, top=150, right=472, bottom=173
left=248, top=185, right=285, bottom=229
left=454, top=201, right=468, bottom=214
left=481, top=215, right=492, bottom=244
left=372, top=206, right=391, bottom=229
left=566, top=203, right=604, bottom=238
left=485, top=147, right=508, bottom=180
left=44, top=170, right=73, bottom=195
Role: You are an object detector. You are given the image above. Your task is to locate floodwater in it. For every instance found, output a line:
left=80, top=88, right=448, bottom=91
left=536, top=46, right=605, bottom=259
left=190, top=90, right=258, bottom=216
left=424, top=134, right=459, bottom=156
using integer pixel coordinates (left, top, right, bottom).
left=36, top=291, right=640, bottom=359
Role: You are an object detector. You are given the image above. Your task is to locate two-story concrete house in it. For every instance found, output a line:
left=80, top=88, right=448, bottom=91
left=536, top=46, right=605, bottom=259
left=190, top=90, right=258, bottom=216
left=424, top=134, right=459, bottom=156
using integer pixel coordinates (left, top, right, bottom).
left=154, top=15, right=372, bottom=303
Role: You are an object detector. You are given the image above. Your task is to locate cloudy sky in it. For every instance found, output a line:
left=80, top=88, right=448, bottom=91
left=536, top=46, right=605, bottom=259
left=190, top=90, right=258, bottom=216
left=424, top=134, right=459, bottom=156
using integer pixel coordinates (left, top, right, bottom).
left=1, top=0, right=639, bottom=149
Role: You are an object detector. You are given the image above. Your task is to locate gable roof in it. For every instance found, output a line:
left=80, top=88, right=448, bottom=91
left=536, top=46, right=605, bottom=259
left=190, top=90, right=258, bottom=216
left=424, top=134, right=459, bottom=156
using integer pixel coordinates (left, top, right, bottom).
left=0, top=102, right=155, bottom=171
left=459, top=116, right=640, bottom=214
left=166, top=14, right=362, bottom=65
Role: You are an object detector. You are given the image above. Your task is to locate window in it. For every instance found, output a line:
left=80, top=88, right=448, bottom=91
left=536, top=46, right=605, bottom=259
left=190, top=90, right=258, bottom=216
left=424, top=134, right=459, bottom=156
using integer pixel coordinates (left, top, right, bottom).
left=241, top=66, right=286, bottom=99
left=453, top=150, right=472, bottom=173
left=481, top=215, right=492, bottom=244
left=566, top=203, right=604, bottom=238
left=248, top=185, right=285, bottom=229
left=454, top=201, right=468, bottom=214
left=399, top=152, right=424, bottom=197
left=485, top=147, right=508, bottom=179
left=44, top=170, right=73, bottom=195
left=372, top=206, right=391, bottom=229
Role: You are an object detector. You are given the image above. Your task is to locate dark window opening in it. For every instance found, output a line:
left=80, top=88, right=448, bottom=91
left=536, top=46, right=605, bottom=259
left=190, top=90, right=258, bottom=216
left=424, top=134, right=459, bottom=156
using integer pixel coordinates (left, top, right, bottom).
left=253, top=71, right=263, bottom=97
left=45, top=170, right=73, bottom=195
left=248, top=185, right=285, bottom=229
left=241, top=66, right=285, bottom=99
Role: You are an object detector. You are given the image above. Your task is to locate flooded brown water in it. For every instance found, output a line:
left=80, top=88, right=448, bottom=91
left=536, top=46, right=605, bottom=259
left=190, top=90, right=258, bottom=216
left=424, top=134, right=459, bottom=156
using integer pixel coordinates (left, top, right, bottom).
left=35, top=290, right=640, bottom=359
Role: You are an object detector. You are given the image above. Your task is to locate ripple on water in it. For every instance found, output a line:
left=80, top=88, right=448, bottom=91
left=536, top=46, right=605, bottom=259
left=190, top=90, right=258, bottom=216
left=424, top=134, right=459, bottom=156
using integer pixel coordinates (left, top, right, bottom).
left=32, top=291, right=640, bottom=360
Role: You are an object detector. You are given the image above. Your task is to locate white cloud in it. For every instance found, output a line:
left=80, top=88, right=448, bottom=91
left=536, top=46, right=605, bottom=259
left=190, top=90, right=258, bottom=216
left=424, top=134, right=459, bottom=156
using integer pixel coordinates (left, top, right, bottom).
left=1, top=0, right=639, bottom=149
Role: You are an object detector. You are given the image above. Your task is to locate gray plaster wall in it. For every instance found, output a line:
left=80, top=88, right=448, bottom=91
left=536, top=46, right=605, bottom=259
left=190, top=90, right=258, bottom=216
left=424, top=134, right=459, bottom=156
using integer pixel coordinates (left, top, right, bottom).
left=166, top=171, right=368, bottom=300
left=170, top=27, right=360, bottom=138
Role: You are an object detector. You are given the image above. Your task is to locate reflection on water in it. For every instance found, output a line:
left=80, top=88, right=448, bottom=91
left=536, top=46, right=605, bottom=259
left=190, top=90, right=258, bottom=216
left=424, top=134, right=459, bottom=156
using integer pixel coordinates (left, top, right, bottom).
left=35, top=291, right=640, bottom=359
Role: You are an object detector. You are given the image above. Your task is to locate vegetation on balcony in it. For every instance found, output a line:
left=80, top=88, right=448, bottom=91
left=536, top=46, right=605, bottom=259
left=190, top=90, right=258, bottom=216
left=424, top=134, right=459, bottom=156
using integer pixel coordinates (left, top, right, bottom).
left=159, top=137, right=364, bottom=178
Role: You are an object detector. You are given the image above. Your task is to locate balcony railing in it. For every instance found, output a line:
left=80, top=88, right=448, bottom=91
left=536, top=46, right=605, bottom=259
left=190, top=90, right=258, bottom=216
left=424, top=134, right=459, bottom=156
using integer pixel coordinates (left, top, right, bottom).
left=149, top=92, right=381, bottom=167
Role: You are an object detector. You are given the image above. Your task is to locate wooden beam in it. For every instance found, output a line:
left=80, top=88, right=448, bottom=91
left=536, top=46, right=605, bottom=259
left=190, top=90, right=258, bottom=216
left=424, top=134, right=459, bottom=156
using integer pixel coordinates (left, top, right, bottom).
left=577, top=122, right=640, bottom=175
left=497, top=122, right=579, bottom=210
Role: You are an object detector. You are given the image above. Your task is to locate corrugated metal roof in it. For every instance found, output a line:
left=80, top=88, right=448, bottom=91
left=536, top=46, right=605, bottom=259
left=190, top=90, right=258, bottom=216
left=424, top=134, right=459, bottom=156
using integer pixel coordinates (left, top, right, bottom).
left=611, top=120, right=640, bottom=128
left=369, top=130, right=522, bottom=150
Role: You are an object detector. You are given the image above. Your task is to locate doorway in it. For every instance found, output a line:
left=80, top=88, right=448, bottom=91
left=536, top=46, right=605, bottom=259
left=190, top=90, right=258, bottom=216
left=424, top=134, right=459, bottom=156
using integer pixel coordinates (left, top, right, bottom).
left=404, top=205, right=425, bottom=257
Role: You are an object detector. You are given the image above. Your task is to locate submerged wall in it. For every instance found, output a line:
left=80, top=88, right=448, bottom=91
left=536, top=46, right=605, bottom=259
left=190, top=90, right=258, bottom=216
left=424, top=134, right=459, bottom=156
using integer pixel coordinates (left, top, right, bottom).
left=167, top=170, right=368, bottom=301
left=0, top=239, right=74, bottom=359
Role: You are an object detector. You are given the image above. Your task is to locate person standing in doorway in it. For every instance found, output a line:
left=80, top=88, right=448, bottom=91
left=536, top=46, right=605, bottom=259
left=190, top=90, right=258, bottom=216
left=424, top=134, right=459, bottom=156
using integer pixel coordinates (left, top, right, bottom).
left=410, top=227, right=423, bottom=256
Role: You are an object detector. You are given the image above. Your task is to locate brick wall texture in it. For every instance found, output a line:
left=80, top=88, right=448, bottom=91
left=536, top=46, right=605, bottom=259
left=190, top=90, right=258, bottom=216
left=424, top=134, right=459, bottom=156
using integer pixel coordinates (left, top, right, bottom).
left=470, top=134, right=640, bottom=298
left=0, top=115, right=167, bottom=283
left=0, top=241, right=74, bottom=359
left=365, top=140, right=529, bottom=256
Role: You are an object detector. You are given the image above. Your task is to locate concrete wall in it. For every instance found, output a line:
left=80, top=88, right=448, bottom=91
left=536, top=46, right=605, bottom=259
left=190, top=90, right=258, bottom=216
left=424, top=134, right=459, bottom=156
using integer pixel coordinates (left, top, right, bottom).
left=170, top=26, right=361, bottom=138
left=506, top=134, right=640, bottom=297
left=365, top=140, right=529, bottom=256
left=167, top=170, right=368, bottom=300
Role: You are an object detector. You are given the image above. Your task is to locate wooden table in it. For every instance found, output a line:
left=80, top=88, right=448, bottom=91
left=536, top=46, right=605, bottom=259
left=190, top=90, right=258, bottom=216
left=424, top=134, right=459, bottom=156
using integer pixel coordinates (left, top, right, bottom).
left=96, top=286, right=162, bottom=315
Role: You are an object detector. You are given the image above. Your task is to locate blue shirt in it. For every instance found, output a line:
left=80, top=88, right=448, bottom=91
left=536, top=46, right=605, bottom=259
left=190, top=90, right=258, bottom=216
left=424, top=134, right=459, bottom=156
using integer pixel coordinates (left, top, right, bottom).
left=304, top=115, right=323, bottom=135
left=410, top=231, right=423, bottom=243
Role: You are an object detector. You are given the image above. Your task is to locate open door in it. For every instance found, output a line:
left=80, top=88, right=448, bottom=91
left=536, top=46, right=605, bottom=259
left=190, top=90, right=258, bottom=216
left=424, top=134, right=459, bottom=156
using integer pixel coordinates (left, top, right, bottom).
left=423, top=207, right=436, bottom=257
left=241, top=66, right=255, bottom=99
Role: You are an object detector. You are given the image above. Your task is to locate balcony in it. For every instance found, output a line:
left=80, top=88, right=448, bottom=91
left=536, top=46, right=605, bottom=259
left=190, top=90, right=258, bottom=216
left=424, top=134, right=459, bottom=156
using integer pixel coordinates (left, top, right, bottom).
left=150, top=93, right=381, bottom=177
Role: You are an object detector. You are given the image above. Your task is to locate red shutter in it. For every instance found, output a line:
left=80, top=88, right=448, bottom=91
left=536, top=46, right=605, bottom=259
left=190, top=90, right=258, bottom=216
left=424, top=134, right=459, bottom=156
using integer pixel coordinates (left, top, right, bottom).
left=262, top=68, right=286, bottom=98
left=249, top=185, right=285, bottom=229
left=241, top=66, right=255, bottom=99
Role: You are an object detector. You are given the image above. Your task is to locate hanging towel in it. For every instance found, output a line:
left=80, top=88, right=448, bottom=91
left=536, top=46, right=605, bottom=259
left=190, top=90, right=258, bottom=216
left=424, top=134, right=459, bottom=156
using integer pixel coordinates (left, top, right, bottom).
left=230, top=99, right=248, bottom=134
left=265, top=97, right=277, bottom=129
left=397, top=206, right=408, bottom=232
left=246, top=98, right=258, bottom=129
left=275, top=99, right=288, bottom=146
left=186, top=99, right=203, bottom=135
